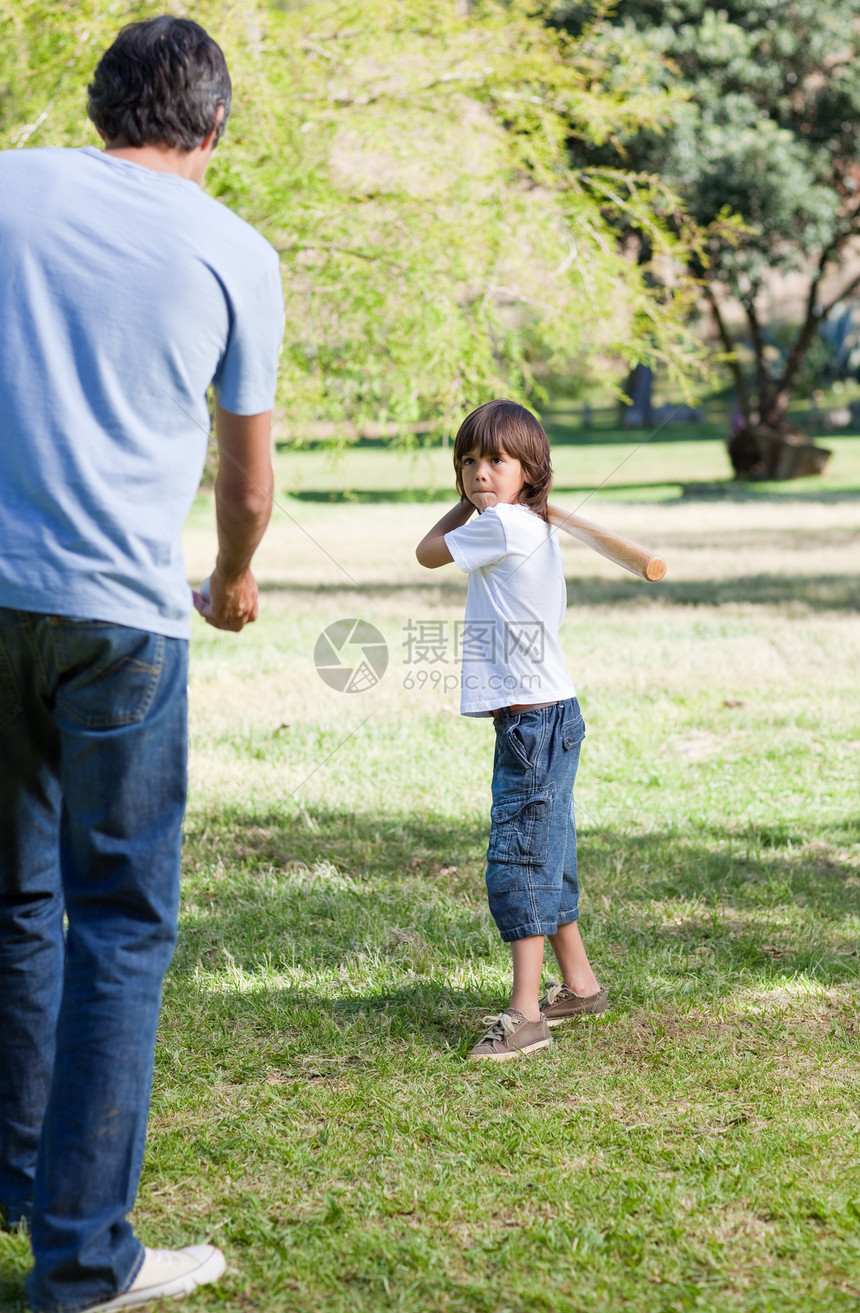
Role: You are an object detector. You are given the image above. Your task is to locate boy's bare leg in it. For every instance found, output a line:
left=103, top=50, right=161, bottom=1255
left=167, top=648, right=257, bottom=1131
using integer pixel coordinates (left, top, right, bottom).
left=548, top=921, right=601, bottom=996
left=508, top=936, right=545, bottom=1021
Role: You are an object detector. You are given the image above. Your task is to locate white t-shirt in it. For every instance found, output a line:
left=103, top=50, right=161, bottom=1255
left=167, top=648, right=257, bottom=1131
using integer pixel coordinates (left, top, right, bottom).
left=445, top=502, right=576, bottom=717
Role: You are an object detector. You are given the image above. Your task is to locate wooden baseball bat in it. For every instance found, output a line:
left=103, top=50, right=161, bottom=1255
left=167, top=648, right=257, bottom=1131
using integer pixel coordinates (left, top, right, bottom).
left=546, top=503, right=667, bottom=582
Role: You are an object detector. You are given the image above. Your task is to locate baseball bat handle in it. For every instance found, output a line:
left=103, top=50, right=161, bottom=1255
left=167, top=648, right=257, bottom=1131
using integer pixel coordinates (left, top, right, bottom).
left=546, top=504, right=667, bottom=582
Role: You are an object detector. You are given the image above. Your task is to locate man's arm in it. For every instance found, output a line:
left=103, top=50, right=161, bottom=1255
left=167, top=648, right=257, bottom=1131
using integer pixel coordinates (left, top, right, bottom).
left=415, top=498, right=476, bottom=568
left=196, top=404, right=274, bottom=630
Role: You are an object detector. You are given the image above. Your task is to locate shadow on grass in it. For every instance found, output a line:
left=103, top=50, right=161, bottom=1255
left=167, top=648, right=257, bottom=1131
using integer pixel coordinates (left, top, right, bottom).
left=0, top=1235, right=28, bottom=1313
left=176, top=806, right=860, bottom=1040
left=256, top=578, right=470, bottom=599
left=288, top=488, right=452, bottom=504
left=256, top=573, right=860, bottom=612
left=0, top=1276, right=25, bottom=1313
left=542, top=419, right=734, bottom=446
left=284, top=479, right=700, bottom=504
left=564, top=572, right=860, bottom=611
left=285, top=482, right=860, bottom=505
left=274, top=420, right=735, bottom=452
left=679, top=482, right=860, bottom=503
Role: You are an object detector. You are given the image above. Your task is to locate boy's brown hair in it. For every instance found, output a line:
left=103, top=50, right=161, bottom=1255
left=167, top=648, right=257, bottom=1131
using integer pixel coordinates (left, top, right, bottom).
left=453, top=399, right=552, bottom=521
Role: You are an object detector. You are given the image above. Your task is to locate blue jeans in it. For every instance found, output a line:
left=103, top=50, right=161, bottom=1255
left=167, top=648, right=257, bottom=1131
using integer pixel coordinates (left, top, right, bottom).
left=0, top=609, right=188, bottom=1313
left=485, top=698, right=585, bottom=942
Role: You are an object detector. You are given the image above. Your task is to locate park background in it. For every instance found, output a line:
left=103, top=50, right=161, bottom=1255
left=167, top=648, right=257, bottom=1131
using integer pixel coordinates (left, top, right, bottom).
left=2, top=1, right=860, bottom=1310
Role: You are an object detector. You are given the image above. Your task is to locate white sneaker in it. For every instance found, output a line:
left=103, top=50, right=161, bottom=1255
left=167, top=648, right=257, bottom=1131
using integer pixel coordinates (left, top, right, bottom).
left=83, top=1246, right=226, bottom=1312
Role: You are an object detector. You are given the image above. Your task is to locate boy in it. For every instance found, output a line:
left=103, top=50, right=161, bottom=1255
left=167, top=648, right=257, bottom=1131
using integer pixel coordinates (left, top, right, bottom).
left=416, top=400, right=606, bottom=1060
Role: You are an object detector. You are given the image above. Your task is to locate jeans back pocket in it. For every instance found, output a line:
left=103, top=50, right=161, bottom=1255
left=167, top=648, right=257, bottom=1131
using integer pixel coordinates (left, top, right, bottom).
left=54, top=623, right=166, bottom=729
left=0, top=632, right=22, bottom=731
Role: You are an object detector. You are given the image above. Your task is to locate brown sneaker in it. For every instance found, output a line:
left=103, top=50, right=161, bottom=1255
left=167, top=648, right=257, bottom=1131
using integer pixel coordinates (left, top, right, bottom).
left=469, top=1008, right=551, bottom=1061
left=539, top=980, right=608, bottom=1027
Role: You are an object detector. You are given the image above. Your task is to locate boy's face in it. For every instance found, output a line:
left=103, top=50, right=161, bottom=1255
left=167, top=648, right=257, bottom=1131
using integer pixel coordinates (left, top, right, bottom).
left=460, top=446, right=524, bottom=512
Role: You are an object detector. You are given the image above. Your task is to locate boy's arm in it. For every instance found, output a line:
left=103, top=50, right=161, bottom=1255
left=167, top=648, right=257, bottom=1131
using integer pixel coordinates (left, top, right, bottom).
left=416, top=498, right=476, bottom=568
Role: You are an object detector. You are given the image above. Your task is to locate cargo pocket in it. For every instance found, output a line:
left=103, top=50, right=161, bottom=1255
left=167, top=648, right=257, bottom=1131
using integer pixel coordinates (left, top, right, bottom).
left=487, top=786, right=555, bottom=866
left=562, top=712, right=586, bottom=751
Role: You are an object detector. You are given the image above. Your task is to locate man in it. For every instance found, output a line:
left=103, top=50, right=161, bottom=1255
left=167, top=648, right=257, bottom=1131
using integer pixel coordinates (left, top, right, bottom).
left=0, top=17, right=283, bottom=1313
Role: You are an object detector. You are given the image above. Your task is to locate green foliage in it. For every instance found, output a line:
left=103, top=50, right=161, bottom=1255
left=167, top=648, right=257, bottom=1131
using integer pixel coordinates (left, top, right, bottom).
left=557, top=0, right=860, bottom=283
left=554, top=0, right=860, bottom=427
left=0, top=0, right=707, bottom=439
left=762, top=323, right=833, bottom=400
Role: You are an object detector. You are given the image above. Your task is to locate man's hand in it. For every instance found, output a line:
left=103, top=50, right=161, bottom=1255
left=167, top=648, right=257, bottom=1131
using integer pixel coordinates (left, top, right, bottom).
left=193, top=567, right=259, bottom=631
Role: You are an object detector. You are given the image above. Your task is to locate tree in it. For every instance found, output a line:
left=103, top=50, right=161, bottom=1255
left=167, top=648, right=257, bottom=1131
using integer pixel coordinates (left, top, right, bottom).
left=555, top=0, right=860, bottom=477
left=0, top=0, right=706, bottom=442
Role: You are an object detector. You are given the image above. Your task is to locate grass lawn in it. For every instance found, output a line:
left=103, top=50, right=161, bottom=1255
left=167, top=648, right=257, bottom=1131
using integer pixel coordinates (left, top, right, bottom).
left=275, top=432, right=860, bottom=504
left=3, top=434, right=860, bottom=1312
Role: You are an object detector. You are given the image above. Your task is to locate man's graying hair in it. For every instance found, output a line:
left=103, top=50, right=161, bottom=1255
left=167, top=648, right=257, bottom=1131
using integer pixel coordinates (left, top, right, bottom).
left=87, top=17, right=231, bottom=151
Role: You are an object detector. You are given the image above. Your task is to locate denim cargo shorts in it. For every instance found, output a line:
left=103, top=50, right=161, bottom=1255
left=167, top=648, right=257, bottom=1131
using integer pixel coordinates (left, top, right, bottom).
left=485, top=697, right=585, bottom=942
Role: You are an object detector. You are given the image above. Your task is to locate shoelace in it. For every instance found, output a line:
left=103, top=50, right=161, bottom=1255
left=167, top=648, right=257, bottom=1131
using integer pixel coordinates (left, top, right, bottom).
left=478, top=1011, right=519, bottom=1042
left=543, top=980, right=568, bottom=1006
left=146, top=1250, right=190, bottom=1269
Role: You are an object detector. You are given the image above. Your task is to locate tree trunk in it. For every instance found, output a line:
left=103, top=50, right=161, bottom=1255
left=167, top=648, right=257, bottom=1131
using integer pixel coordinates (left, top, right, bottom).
left=707, top=287, right=751, bottom=421
left=620, top=363, right=653, bottom=427
left=744, top=300, right=772, bottom=422
left=727, top=425, right=832, bottom=480
left=764, top=314, right=821, bottom=430
left=714, top=285, right=832, bottom=480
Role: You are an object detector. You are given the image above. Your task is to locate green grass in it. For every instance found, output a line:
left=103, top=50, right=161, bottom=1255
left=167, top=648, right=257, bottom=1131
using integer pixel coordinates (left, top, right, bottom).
left=3, top=443, right=860, bottom=1312
left=268, top=434, right=860, bottom=507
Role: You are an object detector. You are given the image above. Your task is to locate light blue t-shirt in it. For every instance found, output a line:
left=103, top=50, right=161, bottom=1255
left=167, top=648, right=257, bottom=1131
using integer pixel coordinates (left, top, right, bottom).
left=0, top=146, right=284, bottom=637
